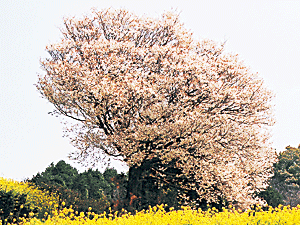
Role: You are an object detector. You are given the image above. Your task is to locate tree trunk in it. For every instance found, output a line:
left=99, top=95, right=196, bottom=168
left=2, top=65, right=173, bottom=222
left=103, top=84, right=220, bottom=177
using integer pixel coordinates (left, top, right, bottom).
left=125, top=159, right=158, bottom=212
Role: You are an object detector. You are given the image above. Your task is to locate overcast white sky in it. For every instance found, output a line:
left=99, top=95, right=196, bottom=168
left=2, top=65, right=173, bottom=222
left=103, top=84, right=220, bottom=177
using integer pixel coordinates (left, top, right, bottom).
left=0, top=0, right=299, bottom=181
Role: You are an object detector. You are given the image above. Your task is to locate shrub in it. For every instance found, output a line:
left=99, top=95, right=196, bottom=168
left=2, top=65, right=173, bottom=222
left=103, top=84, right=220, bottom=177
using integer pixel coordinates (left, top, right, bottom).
left=0, top=189, right=32, bottom=225
left=0, top=177, right=59, bottom=220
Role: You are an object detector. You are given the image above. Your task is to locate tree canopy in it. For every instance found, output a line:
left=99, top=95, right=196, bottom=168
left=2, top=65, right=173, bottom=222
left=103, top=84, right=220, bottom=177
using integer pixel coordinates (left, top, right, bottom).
left=27, top=160, right=128, bottom=213
left=30, top=160, right=78, bottom=189
left=36, top=8, right=277, bottom=209
left=269, top=145, right=300, bottom=207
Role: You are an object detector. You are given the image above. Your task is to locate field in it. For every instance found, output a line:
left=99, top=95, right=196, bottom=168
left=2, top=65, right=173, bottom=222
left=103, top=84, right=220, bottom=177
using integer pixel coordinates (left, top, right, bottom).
left=1, top=177, right=300, bottom=225
left=3, top=203, right=300, bottom=225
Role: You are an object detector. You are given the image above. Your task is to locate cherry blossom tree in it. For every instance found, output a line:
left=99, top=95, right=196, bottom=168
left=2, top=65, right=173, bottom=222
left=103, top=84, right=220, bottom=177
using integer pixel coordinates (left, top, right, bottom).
left=36, top=8, right=277, bottom=210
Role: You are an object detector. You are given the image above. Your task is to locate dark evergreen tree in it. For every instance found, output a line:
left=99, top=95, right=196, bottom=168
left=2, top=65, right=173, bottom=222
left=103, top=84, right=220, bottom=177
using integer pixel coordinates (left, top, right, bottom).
left=103, top=168, right=127, bottom=203
left=29, top=160, right=78, bottom=189
left=269, top=145, right=300, bottom=207
left=256, top=185, right=284, bottom=208
left=72, top=168, right=110, bottom=200
left=27, top=160, right=130, bottom=213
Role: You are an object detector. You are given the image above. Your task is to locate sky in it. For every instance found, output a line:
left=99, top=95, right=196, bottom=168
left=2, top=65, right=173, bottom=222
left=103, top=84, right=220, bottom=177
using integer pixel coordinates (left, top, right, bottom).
left=0, top=0, right=299, bottom=181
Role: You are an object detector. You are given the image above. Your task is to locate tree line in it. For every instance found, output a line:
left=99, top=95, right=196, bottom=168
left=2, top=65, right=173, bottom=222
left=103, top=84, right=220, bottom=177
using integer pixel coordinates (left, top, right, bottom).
left=25, top=145, right=300, bottom=214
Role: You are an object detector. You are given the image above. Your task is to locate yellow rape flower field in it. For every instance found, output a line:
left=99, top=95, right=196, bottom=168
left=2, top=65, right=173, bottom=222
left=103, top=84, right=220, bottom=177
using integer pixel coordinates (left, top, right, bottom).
left=5, top=204, right=300, bottom=225
left=1, top=177, right=300, bottom=225
left=0, top=177, right=59, bottom=218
